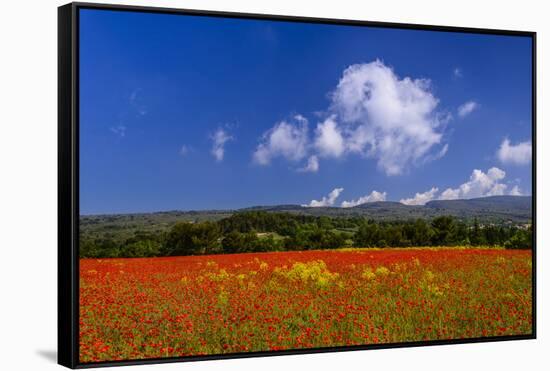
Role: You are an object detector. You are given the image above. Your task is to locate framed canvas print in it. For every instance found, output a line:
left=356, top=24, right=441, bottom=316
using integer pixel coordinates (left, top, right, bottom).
left=58, top=2, right=536, bottom=368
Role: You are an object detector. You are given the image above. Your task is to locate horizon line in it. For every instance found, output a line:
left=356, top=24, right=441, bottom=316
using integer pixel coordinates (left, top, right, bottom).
left=79, top=194, right=532, bottom=217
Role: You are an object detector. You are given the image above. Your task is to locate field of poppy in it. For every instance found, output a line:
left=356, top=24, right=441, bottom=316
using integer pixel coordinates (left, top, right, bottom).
left=79, top=248, right=532, bottom=362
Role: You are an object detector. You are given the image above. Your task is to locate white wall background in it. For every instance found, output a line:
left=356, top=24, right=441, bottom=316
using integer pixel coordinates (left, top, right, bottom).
left=0, top=0, right=547, bottom=369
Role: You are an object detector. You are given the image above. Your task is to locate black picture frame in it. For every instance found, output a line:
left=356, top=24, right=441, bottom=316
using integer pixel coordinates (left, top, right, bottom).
left=58, top=2, right=537, bottom=368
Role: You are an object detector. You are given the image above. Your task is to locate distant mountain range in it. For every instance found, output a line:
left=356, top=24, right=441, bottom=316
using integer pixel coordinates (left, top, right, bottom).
left=240, top=196, right=532, bottom=223
left=81, top=196, right=533, bottom=232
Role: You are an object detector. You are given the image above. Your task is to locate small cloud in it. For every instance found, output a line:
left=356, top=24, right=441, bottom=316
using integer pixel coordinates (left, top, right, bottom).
left=400, top=187, right=439, bottom=205
left=294, top=114, right=308, bottom=122
left=314, top=116, right=345, bottom=158
left=457, top=101, right=479, bottom=118
left=509, top=185, right=522, bottom=196
left=129, top=88, right=140, bottom=103
left=422, top=143, right=449, bottom=164
left=435, top=144, right=449, bottom=159
left=211, top=128, right=233, bottom=162
left=438, top=112, right=454, bottom=125
left=298, top=155, right=319, bottom=173
left=440, top=187, right=460, bottom=200
left=252, top=116, right=309, bottom=165
left=497, top=138, right=532, bottom=165
left=453, top=67, right=463, bottom=79
left=439, top=167, right=507, bottom=200
left=129, top=88, right=147, bottom=116
left=400, top=167, right=522, bottom=204
left=303, top=187, right=344, bottom=207
left=341, top=190, right=387, bottom=208
left=110, top=125, right=126, bottom=137
left=180, top=145, right=191, bottom=156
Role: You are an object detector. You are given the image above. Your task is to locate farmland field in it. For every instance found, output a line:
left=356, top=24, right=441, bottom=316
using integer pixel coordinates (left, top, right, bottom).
left=79, top=248, right=532, bottom=362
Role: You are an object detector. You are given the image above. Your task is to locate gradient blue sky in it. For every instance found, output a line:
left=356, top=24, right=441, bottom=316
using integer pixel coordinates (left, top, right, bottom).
left=79, top=8, right=533, bottom=215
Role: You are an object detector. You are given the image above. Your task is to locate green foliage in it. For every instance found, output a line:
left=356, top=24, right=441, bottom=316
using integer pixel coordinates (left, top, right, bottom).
left=217, top=211, right=317, bottom=236
left=79, top=211, right=532, bottom=258
left=221, top=231, right=285, bottom=253
left=285, top=228, right=346, bottom=251
left=431, top=216, right=456, bottom=245
left=163, top=221, right=221, bottom=256
left=220, top=231, right=243, bottom=254
left=120, top=239, right=161, bottom=257
left=469, top=218, right=486, bottom=245
left=351, top=216, right=530, bottom=249
left=504, top=228, right=532, bottom=249
left=353, top=222, right=382, bottom=247
left=80, top=237, right=121, bottom=258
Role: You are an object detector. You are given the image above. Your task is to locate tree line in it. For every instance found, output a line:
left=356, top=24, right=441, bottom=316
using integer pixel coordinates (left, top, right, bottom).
left=79, top=211, right=532, bottom=258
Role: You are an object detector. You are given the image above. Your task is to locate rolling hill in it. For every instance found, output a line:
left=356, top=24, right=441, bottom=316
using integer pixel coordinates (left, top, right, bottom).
left=80, top=196, right=532, bottom=239
left=243, top=196, right=532, bottom=223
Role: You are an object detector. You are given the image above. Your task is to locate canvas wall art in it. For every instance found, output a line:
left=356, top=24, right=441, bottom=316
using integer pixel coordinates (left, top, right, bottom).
left=58, top=2, right=535, bottom=368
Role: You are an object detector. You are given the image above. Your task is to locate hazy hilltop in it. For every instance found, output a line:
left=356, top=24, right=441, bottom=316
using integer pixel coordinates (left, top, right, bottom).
left=242, top=196, right=531, bottom=222
left=80, top=196, right=532, bottom=240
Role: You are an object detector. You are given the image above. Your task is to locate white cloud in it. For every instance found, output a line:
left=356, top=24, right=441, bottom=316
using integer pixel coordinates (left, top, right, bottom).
left=401, top=167, right=524, bottom=204
left=110, top=125, right=126, bottom=137
left=453, top=68, right=463, bottom=79
left=421, top=143, right=449, bottom=165
left=303, top=187, right=344, bottom=207
left=439, top=187, right=460, bottom=200
left=252, top=60, right=450, bottom=175
left=341, top=190, right=387, bottom=208
left=298, top=155, right=319, bottom=173
left=439, top=167, right=508, bottom=200
left=330, top=60, right=445, bottom=175
left=253, top=116, right=309, bottom=165
left=314, top=116, right=345, bottom=158
left=400, top=187, right=439, bottom=205
left=180, top=145, right=190, bottom=156
left=497, top=138, right=532, bottom=165
left=510, top=185, right=523, bottom=196
left=457, top=101, right=478, bottom=117
left=129, top=88, right=147, bottom=116
left=294, top=114, right=307, bottom=122
left=211, top=128, right=233, bottom=162
left=130, top=89, right=139, bottom=102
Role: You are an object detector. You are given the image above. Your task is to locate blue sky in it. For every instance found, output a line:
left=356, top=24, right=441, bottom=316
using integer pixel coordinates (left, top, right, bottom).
left=79, top=9, right=533, bottom=215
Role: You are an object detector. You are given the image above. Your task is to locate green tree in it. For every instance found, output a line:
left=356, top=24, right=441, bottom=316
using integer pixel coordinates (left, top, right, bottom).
left=354, top=222, right=381, bottom=247
left=121, top=239, right=161, bottom=257
left=385, top=225, right=404, bottom=246
left=221, top=231, right=243, bottom=254
left=504, top=228, right=532, bottom=249
left=431, top=216, right=456, bottom=246
left=469, top=218, right=486, bottom=245
left=412, top=219, right=433, bottom=246
left=164, top=221, right=221, bottom=256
